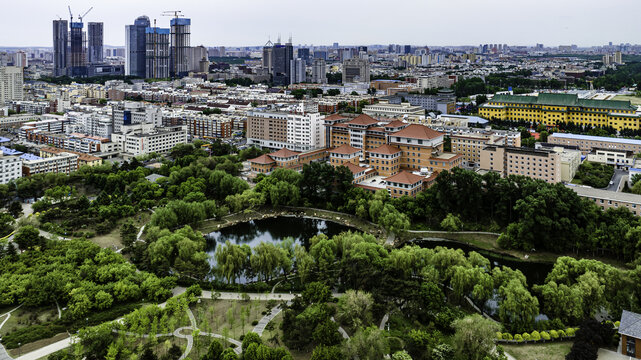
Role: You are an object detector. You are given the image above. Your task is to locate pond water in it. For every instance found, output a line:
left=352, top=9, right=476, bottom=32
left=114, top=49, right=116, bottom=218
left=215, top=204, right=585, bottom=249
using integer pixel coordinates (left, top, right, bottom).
left=411, top=238, right=554, bottom=285
left=204, top=216, right=357, bottom=267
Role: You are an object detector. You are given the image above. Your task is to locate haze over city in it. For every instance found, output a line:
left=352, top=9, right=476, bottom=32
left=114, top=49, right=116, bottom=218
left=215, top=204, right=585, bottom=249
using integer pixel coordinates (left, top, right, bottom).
left=1, top=0, right=640, bottom=47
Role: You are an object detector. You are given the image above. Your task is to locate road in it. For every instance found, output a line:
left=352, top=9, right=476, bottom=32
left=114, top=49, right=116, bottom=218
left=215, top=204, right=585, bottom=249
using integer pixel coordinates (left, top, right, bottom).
left=605, top=169, right=626, bottom=191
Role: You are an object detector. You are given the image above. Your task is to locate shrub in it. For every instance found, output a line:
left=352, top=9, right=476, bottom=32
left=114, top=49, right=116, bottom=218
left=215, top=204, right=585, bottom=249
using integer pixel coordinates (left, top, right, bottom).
left=566, top=328, right=576, bottom=337
left=615, top=321, right=621, bottom=328
left=541, top=331, right=551, bottom=340
left=251, top=320, right=259, bottom=326
left=502, top=333, right=513, bottom=340
left=550, top=330, right=559, bottom=339
left=522, top=332, right=531, bottom=341
left=530, top=331, right=541, bottom=341
left=514, top=334, right=523, bottom=342
left=496, top=332, right=503, bottom=340
left=558, top=330, right=567, bottom=337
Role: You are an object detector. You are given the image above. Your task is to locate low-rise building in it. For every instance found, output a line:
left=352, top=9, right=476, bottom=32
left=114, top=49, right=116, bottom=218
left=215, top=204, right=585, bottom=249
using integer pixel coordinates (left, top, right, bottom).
left=569, top=185, right=641, bottom=216
left=21, top=152, right=79, bottom=176
left=586, top=148, right=635, bottom=169
left=329, top=144, right=362, bottom=166
left=480, top=145, right=561, bottom=183
left=548, top=133, right=641, bottom=154
left=384, top=171, right=428, bottom=198
left=110, top=124, right=188, bottom=157
left=39, top=147, right=103, bottom=167
left=451, top=132, right=507, bottom=164
left=362, top=101, right=425, bottom=119
left=619, top=310, right=641, bottom=357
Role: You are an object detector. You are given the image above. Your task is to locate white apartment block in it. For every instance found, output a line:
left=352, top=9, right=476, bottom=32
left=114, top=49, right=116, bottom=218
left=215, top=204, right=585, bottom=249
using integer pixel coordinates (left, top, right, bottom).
left=247, top=111, right=325, bottom=152
left=111, top=102, right=162, bottom=133
left=287, top=112, right=324, bottom=149
left=22, top=152, right=79, bottom=176
left=111, top=124, right=188, bottom=156
left=0, top=153, right=22, bottom=184
left=362, top=102, right=425, bottom=119
left=0, top=66, right=23, bottom=106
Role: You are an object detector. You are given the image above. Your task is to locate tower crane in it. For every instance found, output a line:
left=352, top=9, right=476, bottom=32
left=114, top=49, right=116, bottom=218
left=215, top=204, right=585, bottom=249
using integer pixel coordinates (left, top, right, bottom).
left=78, top=7, right=93, bottom=23
left=68, top=6, right=73, bottom=23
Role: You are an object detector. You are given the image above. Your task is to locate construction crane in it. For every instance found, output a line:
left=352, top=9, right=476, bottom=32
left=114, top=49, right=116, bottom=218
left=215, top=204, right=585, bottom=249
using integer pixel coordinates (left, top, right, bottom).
left=68, top=6, right=73, bottom=23
left=161, top=10, right=183, bottom=19
left=78, top=7, right=93, bottom=23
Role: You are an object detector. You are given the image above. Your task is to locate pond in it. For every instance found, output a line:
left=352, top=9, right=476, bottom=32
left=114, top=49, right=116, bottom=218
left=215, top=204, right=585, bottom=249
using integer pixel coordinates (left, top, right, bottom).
left=204, top=216, right=358, bottom=266
left=411, top=238, right=554, bottom=285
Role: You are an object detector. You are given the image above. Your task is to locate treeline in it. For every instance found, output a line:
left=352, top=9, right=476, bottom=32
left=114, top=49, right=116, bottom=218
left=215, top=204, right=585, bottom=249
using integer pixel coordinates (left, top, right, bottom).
left=594, top=62, right=641, bottom=91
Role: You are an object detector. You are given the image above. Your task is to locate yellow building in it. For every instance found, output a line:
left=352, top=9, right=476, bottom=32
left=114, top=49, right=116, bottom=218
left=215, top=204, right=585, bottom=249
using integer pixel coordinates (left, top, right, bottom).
left=479, top=93, right=640, bottom=131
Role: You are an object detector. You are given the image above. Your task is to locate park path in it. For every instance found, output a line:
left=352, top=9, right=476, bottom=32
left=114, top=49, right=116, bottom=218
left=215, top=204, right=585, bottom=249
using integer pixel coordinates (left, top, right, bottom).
left=12, top=339, right=72, bottom=360
left=0, top=305, right=23, bottom=360
left=252, top=301, right=290, bottom=336
left=330, top=317, right=350, bottom=340
left=379, top=313, right=389, bottom=330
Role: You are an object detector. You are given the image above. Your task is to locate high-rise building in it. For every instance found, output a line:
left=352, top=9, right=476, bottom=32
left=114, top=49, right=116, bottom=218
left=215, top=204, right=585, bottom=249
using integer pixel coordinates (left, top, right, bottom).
left=13, top=52, right=28, bottom=68
left=87, top=22, right=103, bottom=64
left=125, top=16, right=150, bottom=77
left=53, top=20, right=68, bottom=77
left=312, top=58, right=327, bottom=84
left=272, top=39, right=293, bottom=86
left=68, top=21, right=86, bottom=77
left=0, top=66, right=24, bottom=106
left=188, top=45, right=208, bottom=72
left=342, top=58, right=370, bottom=83
left=170, top=18, right=191, bottom=77
left=290, top=58, right=305, bottom=84
left=262, top=41, right=273, bottom=73
left=297, top=48, right=310, bottom=64
left=146, top=27, right=170, bottom=79
left=313, top=50, right=327, bottom=60
left=404, top=45, right=412, bottom=54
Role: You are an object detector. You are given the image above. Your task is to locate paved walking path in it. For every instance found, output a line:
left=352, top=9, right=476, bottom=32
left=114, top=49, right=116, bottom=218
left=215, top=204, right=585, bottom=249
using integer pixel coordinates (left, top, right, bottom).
left=12, top=338, right=72, bottom=360
left=252, top=302, right=289, bottom=336
left=379, top=313, right=389, bottom=330
left=0, top=305, right=23, bottom=360
left=331, top=317, right=350, bottom=340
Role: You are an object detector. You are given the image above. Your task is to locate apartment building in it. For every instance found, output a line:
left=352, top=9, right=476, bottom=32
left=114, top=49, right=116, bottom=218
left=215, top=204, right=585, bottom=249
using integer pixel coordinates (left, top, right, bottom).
left=0, top=66, right=24, bottom=106
left=451, top=133, right=507, bottom=164
left=0, top=149, right=22, bottom=184
left=535, top=143, right=582, bottom=182
left=569, top=185, right=641, bottom=216
left=39, top=147, right=102, bottom=167
left=111, top=124, right=188, bottom=157
left=480, top=145, right=561, bottom=183
left=247, top=111, right=325, bottom=152
left=548, top=133, right=641, bottom=154
left=479, top=93, right=640, bottom=131
left=22, top=152, right=79, bottom=176
left=20, top=118, right=68, bottom=141
left=111, top=102, right=162, bottom=133
left=362, top=101, right=425, bottom=119
left=25, top=132, right=110, bottom=154
left=188, top=115, right=233, bottom=139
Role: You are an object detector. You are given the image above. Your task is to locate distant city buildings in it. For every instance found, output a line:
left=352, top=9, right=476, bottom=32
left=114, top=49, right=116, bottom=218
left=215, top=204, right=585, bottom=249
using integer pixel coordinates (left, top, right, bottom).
left=0, top=67, right=23, bottom=106
left=125, top=16, right=151, bottom=77
left=311, top=59, right=327, bottom=84
left=87, top=22, right=104, bottom=64
left=342, top=58, right=370, bottom=84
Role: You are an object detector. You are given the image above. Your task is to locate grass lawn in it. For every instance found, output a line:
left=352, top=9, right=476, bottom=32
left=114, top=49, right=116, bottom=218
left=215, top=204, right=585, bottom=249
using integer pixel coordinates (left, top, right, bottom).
left=7, top=332, right=68, bottom=358
left=0, top=305, right=58, bottom=337
left=503, top=341, right=573, bottom=360
left=90, top=212, right=151, bottom=250
left=190, top=299, right=271, bottom=340
left=613, top=95, right=641, bottom=105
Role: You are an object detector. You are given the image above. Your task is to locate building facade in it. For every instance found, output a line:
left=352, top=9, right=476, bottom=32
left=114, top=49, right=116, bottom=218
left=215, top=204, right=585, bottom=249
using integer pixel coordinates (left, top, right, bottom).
left=145, top=27, right=170, bottom=79
left=342, top=58, right=370, bottom=83
left=0, top=150, right=22, bottom=184
left=247, top=111, right=325, bottom=151
left=480, top=145, right=562, bottom=183
left=110, top=124, right=188, bottom=156
left=170, top=18, right=191, bottom=77
left=480, top=93, right=640, bottom=131
left=312, top=59, right=327, bottom=84
left=451, top=132, right=507, bottom=164
left=548, top=133, right=641, bottom=154
left=0, top=67, right=23, bottom=106
left=187, top=115, right=233, bottom=139
left=87, top=22, right=104, bottom=64
left=362, top=101, right=424, bottom=119
left=53, top=20, right=69, bottom=76
left=125, top=16, right=151, bottom=77
left=22, top=152, right=79, bottom=176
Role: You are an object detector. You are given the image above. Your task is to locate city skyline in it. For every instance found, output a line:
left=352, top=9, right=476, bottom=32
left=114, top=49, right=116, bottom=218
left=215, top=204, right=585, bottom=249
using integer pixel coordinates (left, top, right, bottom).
left=1, top=0, right=640, bottom=48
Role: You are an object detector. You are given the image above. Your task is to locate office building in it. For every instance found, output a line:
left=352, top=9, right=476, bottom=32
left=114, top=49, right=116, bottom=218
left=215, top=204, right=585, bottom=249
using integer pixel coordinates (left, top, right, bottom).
left=272, top=39, right=294, bottom=86
left=87, top=22, right=103, bottom=64
left=342, top=58, right=370, bottom=83
left=262, top=40, right=273, bottom=73
left=170, top=18, right=191, bottom=77
left=312, top=59, right=327, bottom=84
left=548, top=133, right=641, bottom=154
left=480, top=145, right=561, bottom=183
left=451, top=133, right=508, bottom=164
left=404, top=45, right=412, bottom=54
left=247, top=111, right=325, bottom=151
left=0, top=67, right=24, bottom=106
left=297, top=48, right=310, bottom=63
left=313, top=50, right=327, bottom=60
left=53, top=20, right=69, bottom=76
left=125, top=16, right=151, bottom=77
left=479, top=93, right=640, bottom=131
left=68, top=21, right=86, bottom=77
left=145, top=27, right=170, bottom=79
left=290, top=58, right=306, bottom=84
left=111, top=102, right=162, bottom=133
left=0, top=148, right=22, bottom=184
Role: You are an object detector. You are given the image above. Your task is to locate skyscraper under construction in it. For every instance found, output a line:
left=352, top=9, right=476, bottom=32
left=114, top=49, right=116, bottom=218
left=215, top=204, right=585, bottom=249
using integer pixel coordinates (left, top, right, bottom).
left=170, top=18, right=190, bottom=77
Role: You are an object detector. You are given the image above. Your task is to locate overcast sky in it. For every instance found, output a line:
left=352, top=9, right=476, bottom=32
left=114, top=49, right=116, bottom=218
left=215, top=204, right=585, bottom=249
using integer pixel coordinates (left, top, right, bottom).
left=2, top=0, right=640, bottom=48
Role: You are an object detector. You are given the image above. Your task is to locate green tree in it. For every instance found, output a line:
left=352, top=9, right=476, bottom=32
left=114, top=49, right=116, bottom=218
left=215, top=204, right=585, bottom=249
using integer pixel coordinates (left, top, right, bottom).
left=8, top=201, right=22, bottom=218
left=13, top=225, right=45, bottom=251
left=120, top=220, right=138, bottom=248
left=451, top=314, right=500, bottom=360
left=343, top=327, right=389, bottom=360
left=440, top=213, right=463, bottom=232
left=336, top=290, right=374, bottom=331
left=242, top=332, right=262, bottom=352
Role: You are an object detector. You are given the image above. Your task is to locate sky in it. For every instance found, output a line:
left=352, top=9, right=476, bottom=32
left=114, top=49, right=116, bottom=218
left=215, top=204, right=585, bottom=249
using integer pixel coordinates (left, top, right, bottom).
left=2, top=0, right=640, bottom=48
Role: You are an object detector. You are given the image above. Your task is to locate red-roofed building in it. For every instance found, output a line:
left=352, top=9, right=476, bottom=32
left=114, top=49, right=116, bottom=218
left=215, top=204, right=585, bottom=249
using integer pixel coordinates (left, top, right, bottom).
left=384, top=171, right=426, bottom=198
left=368, top=144, right=401, bottom=176
left=329, top=144, right=362, bottom=166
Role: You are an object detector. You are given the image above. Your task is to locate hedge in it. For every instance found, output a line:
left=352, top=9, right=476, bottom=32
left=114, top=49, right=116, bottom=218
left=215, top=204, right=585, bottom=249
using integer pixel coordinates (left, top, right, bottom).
left=496, top=328, right=578, bottom=344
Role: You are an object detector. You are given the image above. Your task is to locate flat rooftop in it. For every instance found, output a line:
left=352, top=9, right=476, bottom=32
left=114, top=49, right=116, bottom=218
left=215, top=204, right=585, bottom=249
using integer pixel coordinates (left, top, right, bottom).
left=550, top=133, right=641, bottom=146
left=567, top=184, right=641, bottom=204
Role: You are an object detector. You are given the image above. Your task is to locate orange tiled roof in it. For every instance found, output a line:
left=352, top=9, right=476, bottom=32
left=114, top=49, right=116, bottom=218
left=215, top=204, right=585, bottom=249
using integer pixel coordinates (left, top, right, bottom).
left=384, top=170, right=425, bottom=185
left=369, top=144, right=401, bottom=155
left=249, top=154, right=276, bottom=164
left=343, top=162, right=367, bottom=174
left=384, top=120, right=407, bottom=128
left=324, top=114, right=348, bottom=121
left=269, top=148, right=300, bottom=158
left=330, top=144, right=362, bottom=155
left=346, top=114, right=378, bottom=126
left=390, top=124, right=443, bottom=140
